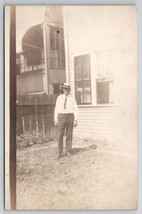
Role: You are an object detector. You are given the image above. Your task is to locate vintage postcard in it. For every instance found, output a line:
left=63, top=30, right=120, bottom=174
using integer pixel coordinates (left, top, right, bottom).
left=5, top=5, right=138, bottom=210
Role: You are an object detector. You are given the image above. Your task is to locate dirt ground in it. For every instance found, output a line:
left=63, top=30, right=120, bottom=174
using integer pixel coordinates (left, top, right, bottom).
left=16, top=135, right=137, bottom=210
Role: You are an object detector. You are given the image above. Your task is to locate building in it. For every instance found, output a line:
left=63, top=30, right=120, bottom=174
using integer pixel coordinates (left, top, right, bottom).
left=16, top=6, right=66, bottom=95
left=16, top=6, right=137, bottom=144
left=63, top=6, right=137, bottom=144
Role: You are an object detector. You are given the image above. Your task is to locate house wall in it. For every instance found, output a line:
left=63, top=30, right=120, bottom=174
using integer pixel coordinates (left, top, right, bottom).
left=63, top=6, right=137, bottom=144
left=17, top=70, right=45, bottom=94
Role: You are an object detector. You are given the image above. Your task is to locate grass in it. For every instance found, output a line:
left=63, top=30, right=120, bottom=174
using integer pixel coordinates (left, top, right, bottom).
left=16, top=135, right=137, bottom=210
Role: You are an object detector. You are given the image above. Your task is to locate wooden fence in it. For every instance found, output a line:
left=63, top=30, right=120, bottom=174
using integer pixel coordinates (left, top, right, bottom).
left=16, top=94, right=58, bottom=139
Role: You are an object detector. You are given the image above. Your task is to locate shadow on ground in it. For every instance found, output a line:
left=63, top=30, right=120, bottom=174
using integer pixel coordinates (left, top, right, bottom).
left=71, top=144, right=97, bottom=155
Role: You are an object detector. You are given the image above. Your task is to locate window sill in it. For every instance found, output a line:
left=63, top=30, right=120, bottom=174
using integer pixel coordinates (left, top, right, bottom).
left=78, top=103, right=118, bottom=108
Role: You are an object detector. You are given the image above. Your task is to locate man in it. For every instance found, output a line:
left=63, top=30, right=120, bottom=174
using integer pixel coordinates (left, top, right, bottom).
left=54, top=83, right=78, bottom=159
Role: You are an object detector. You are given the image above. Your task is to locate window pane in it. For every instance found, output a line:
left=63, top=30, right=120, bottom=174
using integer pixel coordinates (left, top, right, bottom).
left=97, top=81, right=114, bottom=104
left=74, top=55, right=91, bottom=104
left=84, top=82, right=91, bottom=103
left=53, top=84, right=60, bottom=94
left=16, top=64, right=20, bottom=75
left=61, top=31, right=64, bottom=38
left=109, top=81, right=115, bottom=103
left=76, top=65, right=83, bottom=80
left=20, top=63, right=25, bottom=73
left=76, top=83, right=84, bottom=104
left=59, top=60, right=65, bottom=69
left=61, top=40, right=64, bottom=49
left=60, top=50, right=65, bottom=59
left=41, top=50, right=44, bottom=60
left=37, top=64, right=42, bottom=69
left=51, top=27, right=64, bottom=39
left=25, top=66, right=29, bottom=72
left=51, top=49, right=65, bottom=59
left=75, top=55, right=83, bottom=80
left=83, top=64, right=90, bottom=79
left=50, top=28, right=54, bottom=38
left=53, top=30, right=57, bottom=38
left=56, top=30, right=62, bottom=39
left=50, top=27, right=64, bottom=70
left=76, top=56, right=82, bottom=65
left=51, top=50, right=59, bottom=58
left=50, top=50, right=54, bottom=58
left=56, top=39, right=61, bottom=49
left=33, top=65, right=38, bottom=70
left=28, top=65, right=32, bottom=71
left=62, top=60, right=65, bottom=69
left=83, top=55, right=90, bottom=79
left=50, top=38, right=56, bottom=49
left=41, top=63, right=45, bottom=69
left=51, top=59, right=59, bottom=69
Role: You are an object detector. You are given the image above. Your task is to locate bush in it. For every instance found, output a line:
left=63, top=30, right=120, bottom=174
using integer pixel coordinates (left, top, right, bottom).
left=16, top=131, right=49, bottom=148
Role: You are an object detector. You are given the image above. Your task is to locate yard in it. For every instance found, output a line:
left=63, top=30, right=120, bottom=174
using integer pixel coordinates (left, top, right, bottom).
left=16, top=134, right=137, bottom=210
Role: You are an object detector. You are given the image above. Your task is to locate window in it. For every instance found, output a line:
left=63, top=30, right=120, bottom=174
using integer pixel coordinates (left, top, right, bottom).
left=96, top=78, right=114, bottom=104
left=19, top=49, right=45, bottom=74
left=74, top=55, right=91, bottom=104
left=50, top=27, right=65, bottom=70
left=96, top=52, right=115, bottom=104
left=53, top=84, right=60, bottom=95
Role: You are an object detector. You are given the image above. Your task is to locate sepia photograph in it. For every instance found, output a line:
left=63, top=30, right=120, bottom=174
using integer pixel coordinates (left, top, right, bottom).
left=5, top=5, right=138, bottom=210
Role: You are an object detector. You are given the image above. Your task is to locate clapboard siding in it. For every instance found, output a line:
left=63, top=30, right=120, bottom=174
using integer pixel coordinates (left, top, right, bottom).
left=63, top=6, right=137, bottom=94
left=73, top=106, right=120, bottom=140
left=63, top=6, right=137, bottom=142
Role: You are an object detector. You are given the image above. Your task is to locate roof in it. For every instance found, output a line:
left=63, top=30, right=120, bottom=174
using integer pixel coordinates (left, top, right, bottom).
left=16, top=6, right=45, bottom=52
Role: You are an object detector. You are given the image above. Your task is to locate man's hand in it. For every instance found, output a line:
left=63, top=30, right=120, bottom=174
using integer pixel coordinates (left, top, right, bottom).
left=54, top=121, right=58, bottom=127
left=74, top=120, right=78, bottom=127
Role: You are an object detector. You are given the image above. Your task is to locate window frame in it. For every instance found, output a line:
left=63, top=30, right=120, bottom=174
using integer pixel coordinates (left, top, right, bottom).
left=18, top=49, right=45, bottom=74
left=74, top=54, right=92, bottom=105
left=96, top=77, right=115, bottom=105
left=50, top=26, right=65, bottom=70
left=93, top=51, right=116, bottom=107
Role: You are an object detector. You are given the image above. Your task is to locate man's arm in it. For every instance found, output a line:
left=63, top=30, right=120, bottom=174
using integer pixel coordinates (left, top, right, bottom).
left=54, top=96, right=59, bottom=126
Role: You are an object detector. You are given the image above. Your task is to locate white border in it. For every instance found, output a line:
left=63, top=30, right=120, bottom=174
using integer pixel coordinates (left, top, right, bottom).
left=1, top=0, right=142, bottom=213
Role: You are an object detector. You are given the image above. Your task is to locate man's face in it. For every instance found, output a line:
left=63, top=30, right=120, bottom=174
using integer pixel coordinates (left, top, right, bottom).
left=63, top=88, right=70, bottom=95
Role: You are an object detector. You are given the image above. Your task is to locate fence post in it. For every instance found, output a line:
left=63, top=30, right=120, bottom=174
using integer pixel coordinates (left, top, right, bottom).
left=22, top=116, right=25, bottom=133
left=35, top=97, right=39, bottom=137
left=29, top=95, right=32, bottom=133
left=29, top=115, right=32, bottom=133
left=42, top=105, right=45, bottom=138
